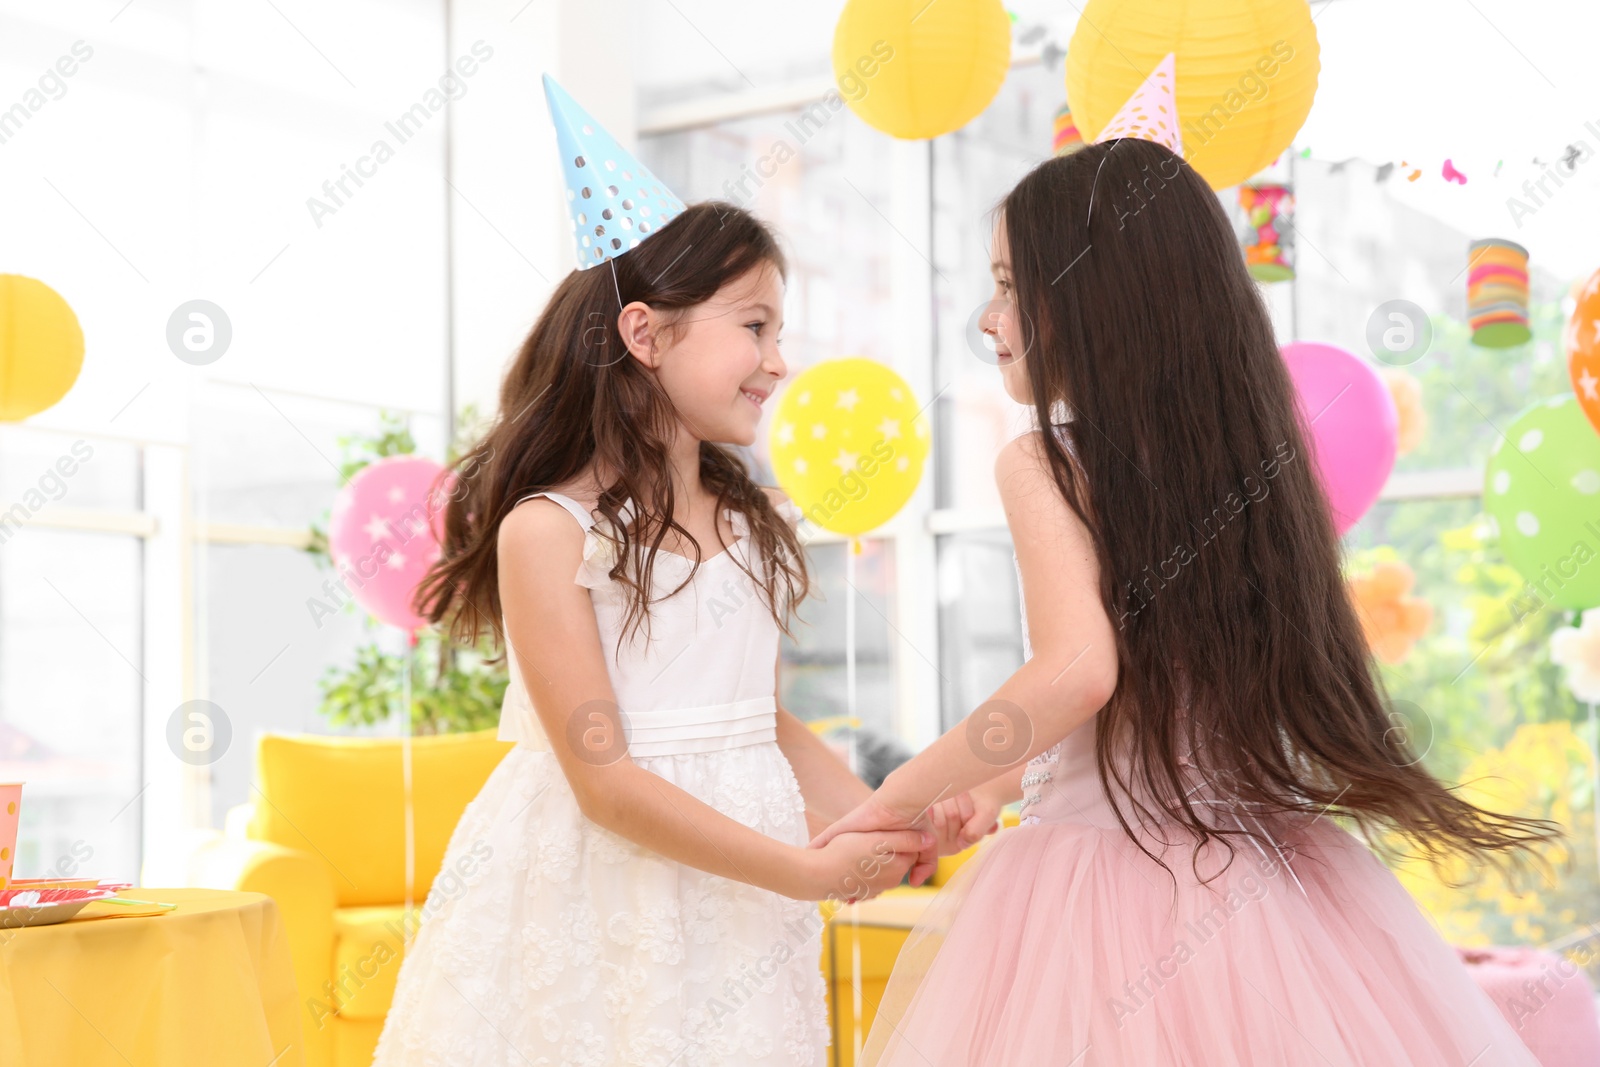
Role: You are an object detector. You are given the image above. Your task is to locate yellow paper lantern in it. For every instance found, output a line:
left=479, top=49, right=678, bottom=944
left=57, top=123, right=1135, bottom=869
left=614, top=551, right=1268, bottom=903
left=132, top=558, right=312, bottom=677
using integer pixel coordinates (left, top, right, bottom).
left=0, top=275, right=85, bottom=422
left=1065, top=0, right=1320, bottom=190
left=831, top=0, right=1011, bottom=141
left=769, top=358, right=930, bottom=536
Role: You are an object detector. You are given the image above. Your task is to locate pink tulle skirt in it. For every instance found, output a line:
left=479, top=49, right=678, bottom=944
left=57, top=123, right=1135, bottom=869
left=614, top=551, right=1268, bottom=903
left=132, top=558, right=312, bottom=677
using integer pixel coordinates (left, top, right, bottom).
left=859, top=812, right=1542, bottom=1066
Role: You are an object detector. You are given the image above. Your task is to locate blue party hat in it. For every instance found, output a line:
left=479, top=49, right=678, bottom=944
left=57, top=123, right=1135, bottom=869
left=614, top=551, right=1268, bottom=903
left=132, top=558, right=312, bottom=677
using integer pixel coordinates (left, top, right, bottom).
left=543, top=74, right=686, bottom=270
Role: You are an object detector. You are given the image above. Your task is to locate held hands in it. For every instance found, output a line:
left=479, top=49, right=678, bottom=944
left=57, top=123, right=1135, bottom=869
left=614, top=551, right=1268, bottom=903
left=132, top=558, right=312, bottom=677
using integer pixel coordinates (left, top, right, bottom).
left=809, top=788, right=1004, bottom=892
left=799, top=829, right=933, bottom=904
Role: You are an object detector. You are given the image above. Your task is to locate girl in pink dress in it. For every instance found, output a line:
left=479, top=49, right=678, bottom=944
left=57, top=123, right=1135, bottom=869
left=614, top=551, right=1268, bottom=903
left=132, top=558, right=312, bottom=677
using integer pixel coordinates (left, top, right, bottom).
left=812, top=139, right=1557, bottom=1066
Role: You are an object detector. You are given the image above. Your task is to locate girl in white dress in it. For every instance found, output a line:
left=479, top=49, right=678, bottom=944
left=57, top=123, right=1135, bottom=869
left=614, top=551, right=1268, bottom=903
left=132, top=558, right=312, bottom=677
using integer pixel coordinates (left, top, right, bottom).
left=369, top=181, right=932, bottom=1065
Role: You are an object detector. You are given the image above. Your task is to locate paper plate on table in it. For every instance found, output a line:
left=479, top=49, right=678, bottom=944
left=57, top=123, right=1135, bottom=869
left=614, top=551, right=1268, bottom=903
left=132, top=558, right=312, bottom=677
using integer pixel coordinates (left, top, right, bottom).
left=0, top=887, right=119, bottom=928
left=7, top=878, right=133, bottom=892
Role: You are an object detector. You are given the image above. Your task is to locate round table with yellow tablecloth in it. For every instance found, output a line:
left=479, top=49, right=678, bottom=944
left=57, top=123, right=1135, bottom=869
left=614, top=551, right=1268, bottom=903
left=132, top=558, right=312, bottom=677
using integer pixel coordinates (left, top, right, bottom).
left=0, top=887, right=304, bottom=1067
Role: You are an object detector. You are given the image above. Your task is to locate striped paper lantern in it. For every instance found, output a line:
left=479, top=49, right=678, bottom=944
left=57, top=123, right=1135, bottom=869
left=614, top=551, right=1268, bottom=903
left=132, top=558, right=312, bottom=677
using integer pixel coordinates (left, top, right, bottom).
left=1239, top=183, right=1294, bottom=282
left=1467, top=238, right=1532, bottom=348
left=1052, top=102, right=1084, bottom=156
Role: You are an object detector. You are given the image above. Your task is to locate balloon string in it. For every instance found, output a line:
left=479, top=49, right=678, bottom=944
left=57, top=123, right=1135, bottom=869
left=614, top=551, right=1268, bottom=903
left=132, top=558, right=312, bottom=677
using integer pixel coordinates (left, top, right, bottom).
left=402, top=628, right=417, bottom=939
left=1590, top=701, right=1598, bottom=884
left=845, top=540, right=857, bottom=774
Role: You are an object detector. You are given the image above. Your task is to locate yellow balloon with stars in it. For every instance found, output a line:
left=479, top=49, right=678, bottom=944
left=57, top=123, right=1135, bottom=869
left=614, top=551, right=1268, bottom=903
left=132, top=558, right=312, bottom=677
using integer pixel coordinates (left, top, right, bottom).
left=768, top=358, right=930, bottom=537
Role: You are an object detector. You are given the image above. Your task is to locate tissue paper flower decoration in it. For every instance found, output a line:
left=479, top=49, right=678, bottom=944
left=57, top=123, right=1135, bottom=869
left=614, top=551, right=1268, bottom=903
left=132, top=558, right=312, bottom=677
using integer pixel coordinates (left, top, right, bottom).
left=1348, top=560, right=1433, bottom=664
left=1550, top=610, right=1600, bottom=703
left=1381, top=368, right=1426, bottom=455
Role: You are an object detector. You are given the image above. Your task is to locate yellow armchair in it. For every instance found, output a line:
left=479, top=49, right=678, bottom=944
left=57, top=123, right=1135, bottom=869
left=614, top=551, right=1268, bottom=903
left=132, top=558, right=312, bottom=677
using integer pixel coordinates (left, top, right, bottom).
left=179, top=728, right=513, bottom=1067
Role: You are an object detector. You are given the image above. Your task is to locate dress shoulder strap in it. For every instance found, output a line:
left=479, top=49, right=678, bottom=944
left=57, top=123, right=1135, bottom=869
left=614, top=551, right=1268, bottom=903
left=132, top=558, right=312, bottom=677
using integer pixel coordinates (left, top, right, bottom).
left=514, top=491, right=596, bottom=531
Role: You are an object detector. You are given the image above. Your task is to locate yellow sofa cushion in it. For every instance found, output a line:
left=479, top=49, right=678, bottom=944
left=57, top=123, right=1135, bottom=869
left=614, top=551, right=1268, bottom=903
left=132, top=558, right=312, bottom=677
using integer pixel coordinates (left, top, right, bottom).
left=328, top=904, right=416, bottom=1021
left=248, top=728, right=513, bottom=907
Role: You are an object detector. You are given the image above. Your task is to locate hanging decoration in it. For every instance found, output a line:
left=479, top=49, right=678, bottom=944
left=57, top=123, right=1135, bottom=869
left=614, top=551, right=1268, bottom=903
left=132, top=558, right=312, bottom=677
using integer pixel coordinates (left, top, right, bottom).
left=0, top=275, right=84, bottom=423
left=1466, top=238, right=1532, bottom=348
left=1482, top=395, right=1600, bottom=612
left=1238, top=183, right=1294, bottom=282
left=1347, top=560, right=1433, bottom=664
left=1052, top=102, right=1084, bottom=156
left=1568, top=267, right=1600, bottom=437
left=831, top=0, right=1011, bottom=140
left=1064, top=0, right=1320, bottom=190
left=1381, top=368, right=1426, bottom=455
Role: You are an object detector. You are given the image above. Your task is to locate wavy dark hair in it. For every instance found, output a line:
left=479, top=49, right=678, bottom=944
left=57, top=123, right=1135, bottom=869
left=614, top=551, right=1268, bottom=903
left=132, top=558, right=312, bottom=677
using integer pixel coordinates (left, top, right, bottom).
left=999, top=139, right=1558, bottom=877
left=415, top=202, right=809, bottom=656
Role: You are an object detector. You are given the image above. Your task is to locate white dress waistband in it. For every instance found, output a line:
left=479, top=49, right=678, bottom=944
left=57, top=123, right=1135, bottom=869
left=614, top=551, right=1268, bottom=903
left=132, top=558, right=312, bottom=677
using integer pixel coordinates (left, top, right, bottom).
left=508, top=695, right=778, bottom=758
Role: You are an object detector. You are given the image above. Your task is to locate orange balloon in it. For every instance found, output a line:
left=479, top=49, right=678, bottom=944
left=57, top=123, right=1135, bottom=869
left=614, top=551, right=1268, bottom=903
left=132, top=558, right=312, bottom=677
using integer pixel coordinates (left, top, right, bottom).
left=1570, top=267, right=1600, bottom=436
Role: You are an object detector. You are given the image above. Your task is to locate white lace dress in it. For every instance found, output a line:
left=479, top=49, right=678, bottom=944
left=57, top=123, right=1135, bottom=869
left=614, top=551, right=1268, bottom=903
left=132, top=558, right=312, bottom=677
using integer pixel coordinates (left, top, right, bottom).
left=371, top=491, right=828, bottom=1067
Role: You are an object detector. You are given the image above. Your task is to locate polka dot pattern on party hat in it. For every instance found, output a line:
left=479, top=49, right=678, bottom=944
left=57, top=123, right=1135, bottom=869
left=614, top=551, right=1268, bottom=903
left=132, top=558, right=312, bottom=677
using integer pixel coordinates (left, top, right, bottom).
left=1092, top=52, right=1184, bottom=156
left=544, top=74, right=686, bottom=271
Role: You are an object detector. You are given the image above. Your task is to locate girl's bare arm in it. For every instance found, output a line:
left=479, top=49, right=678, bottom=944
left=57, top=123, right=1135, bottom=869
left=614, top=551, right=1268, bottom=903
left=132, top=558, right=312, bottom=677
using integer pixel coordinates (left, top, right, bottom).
left=498, top=499, right=928, bottom=901
left=772, top=670, right=873, bottom=836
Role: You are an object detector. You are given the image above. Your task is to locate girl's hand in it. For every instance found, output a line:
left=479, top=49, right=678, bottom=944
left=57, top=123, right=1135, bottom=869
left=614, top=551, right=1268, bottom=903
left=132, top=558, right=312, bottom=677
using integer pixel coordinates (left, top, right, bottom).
left=928, top=790, right=1002, bottom=857
left=810, top=793, right=944, bottom=888
left=800, top=829, right=932, bottom=903
left=807, top=794, right=918, bottom=850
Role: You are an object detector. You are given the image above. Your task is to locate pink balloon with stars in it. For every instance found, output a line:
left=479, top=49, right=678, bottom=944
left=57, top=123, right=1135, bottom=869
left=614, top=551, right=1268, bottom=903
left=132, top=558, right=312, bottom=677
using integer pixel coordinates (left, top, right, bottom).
left=327, top=455, right=454, bottom=635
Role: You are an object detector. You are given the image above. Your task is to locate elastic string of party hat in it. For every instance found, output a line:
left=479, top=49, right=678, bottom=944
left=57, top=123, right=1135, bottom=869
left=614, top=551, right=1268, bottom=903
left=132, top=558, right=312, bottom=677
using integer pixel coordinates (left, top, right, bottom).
left=609, top=256, right=624, bottom=311
left=1084, top=138, right=1124, bottom=227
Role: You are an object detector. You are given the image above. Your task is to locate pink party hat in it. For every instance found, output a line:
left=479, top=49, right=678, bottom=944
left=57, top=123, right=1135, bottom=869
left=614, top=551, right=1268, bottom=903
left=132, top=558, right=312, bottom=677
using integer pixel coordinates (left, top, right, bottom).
left=1092, top=53, right=1183, bottom=156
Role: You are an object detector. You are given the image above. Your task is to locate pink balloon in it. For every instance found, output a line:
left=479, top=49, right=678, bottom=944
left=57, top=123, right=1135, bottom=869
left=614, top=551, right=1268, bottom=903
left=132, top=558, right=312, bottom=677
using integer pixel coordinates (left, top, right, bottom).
left=1280, top=342, right=1398, bottom=535
left=328, top=455, right=454, bottom=633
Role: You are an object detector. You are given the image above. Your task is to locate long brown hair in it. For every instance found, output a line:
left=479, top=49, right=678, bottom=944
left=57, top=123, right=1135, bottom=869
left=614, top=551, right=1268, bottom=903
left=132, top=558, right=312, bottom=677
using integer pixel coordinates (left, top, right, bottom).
left=1000, top=139, right=1557, bottom=876
left=415, top=202, right=809, bottom=654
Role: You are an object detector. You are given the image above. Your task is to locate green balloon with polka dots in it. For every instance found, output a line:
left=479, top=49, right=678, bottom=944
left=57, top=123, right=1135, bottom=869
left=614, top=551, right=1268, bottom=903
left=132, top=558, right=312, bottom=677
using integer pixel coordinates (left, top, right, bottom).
left=1483, top=394, right=1600, bottom=611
